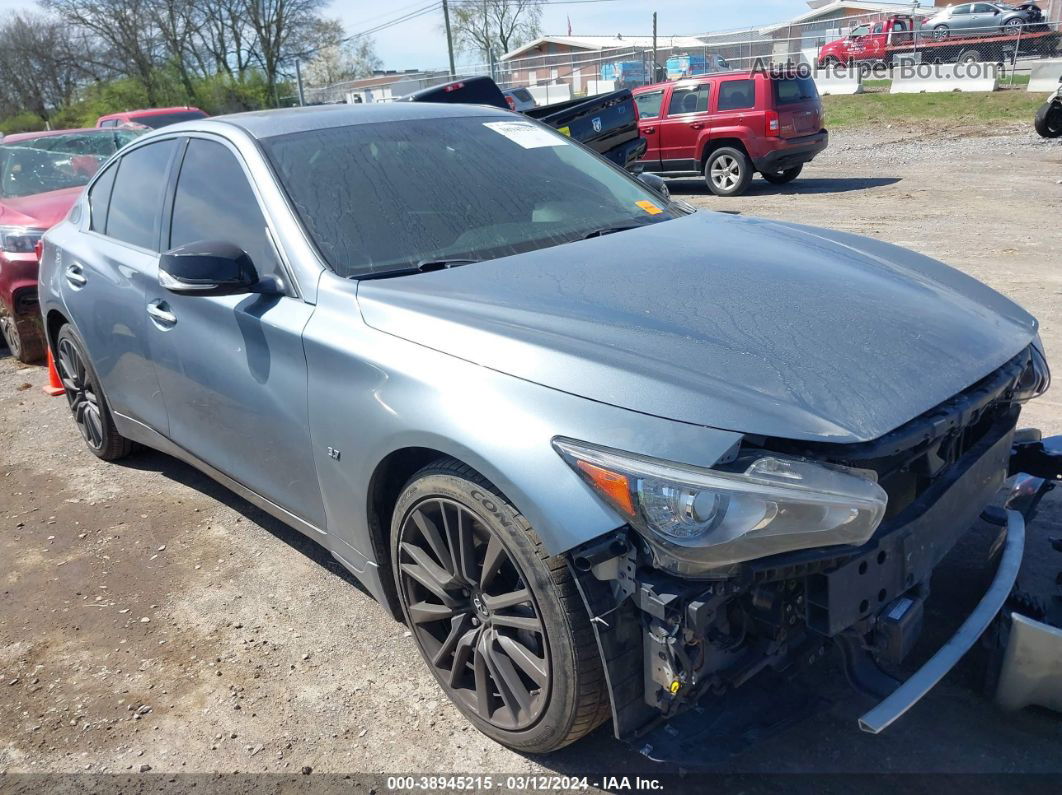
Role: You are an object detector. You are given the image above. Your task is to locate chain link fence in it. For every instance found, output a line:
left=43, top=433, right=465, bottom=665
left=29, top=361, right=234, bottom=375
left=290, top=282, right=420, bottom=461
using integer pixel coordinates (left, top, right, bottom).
left=305, top=6, right=1062, bottom=104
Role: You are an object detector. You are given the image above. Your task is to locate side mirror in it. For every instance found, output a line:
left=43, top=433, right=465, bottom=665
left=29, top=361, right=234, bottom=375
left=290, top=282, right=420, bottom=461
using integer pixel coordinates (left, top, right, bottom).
left=159, top=241, right=280, bottom=297
left=638, top=172, right=670, bottom=202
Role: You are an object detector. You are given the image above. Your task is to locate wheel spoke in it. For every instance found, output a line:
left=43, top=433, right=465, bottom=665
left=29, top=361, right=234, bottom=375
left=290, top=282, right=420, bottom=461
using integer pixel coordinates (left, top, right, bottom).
left=411, top=507, right=454, bottom=574
left=497, top=635, right=548, bottom=686
left=484, top=631, right=532, bottom=717
left=473, top=633, right=493, bottom=717
left=479, top=535, right=505, bottom=590
left=408, top=600, right=457, bottom=625
left=455, top=509, right=479, bottom=585
left=482, top=587, right=530, bottom=612
left=448, top=626, right=478, bottom=688
left=432, top=614, right=472, bottom=666
left=400, top=561, right=459, bottom=606
left=491, top=613, right=542, bottom=633
left=401, top=542, right=457, bottom=592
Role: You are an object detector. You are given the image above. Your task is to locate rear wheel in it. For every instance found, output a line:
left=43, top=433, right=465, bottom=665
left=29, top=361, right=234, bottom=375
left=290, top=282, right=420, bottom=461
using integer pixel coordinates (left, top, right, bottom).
left=55, top=325, right=134, bottom=461
left=391, top=460, right=609, bottom=752
left=704, top=147, right=753, bottom=197
left=933, top=24, right=950, bottom=40
left=1034, top=101, right=1062, bottom=138
left=761, top=164, right=804, bottom=185
left=957, top=48, right=984, bottom=64
left=0, top=311, right=44, bottom=364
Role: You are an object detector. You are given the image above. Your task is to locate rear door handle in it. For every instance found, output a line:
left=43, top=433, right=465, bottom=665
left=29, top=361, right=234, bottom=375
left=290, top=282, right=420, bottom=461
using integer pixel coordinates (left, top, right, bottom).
left=147, top=300, right=177, bottom=328
left=65, top=264, right=87, bottom=288
left=689, top=122, right=704, bottom=129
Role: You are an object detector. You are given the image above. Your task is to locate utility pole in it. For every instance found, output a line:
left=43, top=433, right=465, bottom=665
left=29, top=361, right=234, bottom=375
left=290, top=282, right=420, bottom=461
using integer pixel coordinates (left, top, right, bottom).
left=651, top=12, right=657, bottom=84
left=442, top=0, right=456, bottom=77
left=295, top=58, right=305, bottom=106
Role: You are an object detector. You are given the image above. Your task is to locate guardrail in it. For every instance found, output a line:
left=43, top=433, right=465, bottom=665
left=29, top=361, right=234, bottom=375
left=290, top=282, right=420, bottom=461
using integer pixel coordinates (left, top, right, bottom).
left=1028, top=58, right=1062, bottom=90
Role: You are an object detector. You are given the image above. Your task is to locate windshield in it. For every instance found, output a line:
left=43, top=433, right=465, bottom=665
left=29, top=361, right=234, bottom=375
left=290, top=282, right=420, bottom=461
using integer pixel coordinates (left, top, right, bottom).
left=262, top=116, right=678, bottom=278
left=131, top=110, right=207, bottom=128
left=0, top=145, right=106, bottom=198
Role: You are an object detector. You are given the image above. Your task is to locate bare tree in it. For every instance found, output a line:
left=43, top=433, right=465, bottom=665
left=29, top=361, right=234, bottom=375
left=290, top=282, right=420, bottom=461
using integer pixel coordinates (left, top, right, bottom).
left=450, top=0, right=542, bottom=62
left=0, top=13, right=94, bottom=120
left=245, top=0, right=328, bottom=100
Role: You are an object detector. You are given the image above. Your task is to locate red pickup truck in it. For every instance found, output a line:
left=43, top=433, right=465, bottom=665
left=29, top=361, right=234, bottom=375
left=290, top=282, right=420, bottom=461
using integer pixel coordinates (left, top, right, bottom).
left=818, top=13, right=1059, bottom=66
left=632, top=70, right=828, bottom=197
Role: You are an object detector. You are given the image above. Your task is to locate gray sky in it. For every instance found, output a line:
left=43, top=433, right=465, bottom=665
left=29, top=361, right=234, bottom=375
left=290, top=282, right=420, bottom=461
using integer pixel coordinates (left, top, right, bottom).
left=0, top=0, right=814, bottom=70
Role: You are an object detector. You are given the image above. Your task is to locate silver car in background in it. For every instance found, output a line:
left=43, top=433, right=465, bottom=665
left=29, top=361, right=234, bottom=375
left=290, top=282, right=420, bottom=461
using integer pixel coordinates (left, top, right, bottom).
left=38, top=103, right=1056, bottom=755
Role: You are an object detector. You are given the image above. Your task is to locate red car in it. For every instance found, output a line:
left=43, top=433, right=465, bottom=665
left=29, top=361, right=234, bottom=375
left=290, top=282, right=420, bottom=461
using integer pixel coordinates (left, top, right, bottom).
left=96, top=106, right=207, bottom=129
left=0, top=129, right=142, bottom=361
left=632, top=71, right=828, bottom=196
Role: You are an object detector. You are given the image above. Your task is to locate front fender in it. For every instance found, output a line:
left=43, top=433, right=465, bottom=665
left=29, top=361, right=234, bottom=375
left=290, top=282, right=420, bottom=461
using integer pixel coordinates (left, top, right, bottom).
left=304, top=274, right=743, bottom=563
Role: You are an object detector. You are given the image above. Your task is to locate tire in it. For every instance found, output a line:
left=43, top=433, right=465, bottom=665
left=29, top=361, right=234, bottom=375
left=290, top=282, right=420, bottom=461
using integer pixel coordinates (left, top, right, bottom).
left=761, top=164, right=804, bottom=185
left=1003, top=18, right=1024, bottom=34
left=390, top=459, right=609, bottom=752
left=55, top=324, right=134, bottom=461
left=933, top=24, right=950, bottom=40
left=0, top=311, right=44, bottom=364
left=1034, top=101, right=1062, bottom=138
left=704, top=147, right=753, bottom=197
left=957, top=49, right=983, bottom=64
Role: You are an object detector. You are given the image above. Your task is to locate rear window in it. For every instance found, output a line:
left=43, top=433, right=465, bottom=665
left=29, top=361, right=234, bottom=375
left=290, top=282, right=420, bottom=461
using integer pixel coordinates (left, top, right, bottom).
left=511, top=88, right=533, bottom=102
left=717, top=79, right=756, bottom=111
left=772, top=76, right=819, bottom=106
left=130, top=111, right=207, bottom=129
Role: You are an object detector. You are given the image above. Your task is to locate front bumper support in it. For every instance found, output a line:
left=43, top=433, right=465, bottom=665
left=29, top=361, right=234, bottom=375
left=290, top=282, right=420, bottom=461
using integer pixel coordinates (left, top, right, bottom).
left=857, top=509, right=1026, bottom=734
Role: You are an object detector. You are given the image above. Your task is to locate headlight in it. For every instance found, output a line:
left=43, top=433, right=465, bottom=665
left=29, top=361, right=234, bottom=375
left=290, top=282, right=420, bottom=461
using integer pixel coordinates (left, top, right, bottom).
left=0, top=226, right=45, bottom=255
left=554, top=438, right=888, bottom=578
left=1013, top=336, right=1050, bottom=403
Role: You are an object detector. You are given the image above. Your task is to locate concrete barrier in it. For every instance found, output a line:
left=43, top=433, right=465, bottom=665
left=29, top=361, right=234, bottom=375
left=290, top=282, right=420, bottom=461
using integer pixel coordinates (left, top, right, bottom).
left=814, top=67, right=863, bottom=95
left=528, top=83, right=571, bottom=105
left=1028, top=59, right=1062, bottom=93
left=890, top=62, right=999, bottom=93
left=585, top=80, right=616, bottom=96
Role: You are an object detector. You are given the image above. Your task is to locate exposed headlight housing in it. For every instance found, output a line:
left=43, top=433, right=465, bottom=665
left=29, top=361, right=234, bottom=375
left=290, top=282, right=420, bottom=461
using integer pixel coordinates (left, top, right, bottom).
left=0, top=226, right=45, bottom=256
left=554, top=438, right=888, bottom=578
left=1013, top=336, right=1050, bottom=403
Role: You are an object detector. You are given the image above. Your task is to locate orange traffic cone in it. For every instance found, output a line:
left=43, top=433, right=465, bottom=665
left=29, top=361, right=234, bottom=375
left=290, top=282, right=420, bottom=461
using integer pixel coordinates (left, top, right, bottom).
left=43, top=348, right=65, bottom=397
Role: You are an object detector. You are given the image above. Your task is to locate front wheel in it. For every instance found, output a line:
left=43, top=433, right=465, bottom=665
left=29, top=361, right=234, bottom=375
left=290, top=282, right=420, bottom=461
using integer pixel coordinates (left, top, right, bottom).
left=762, top=165, right=804, bottom=185
left=705, top=147, right=753, bottom=197
left=391, top=460, right=609, bottom=752
left=55, top=325, right=134, bottom=461
left=1034, top=101, right=1062, bottom=138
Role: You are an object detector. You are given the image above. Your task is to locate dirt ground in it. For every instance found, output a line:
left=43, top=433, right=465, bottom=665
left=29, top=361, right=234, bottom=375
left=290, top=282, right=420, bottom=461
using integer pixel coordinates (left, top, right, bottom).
left=1, top=123, right=1061, bottom=784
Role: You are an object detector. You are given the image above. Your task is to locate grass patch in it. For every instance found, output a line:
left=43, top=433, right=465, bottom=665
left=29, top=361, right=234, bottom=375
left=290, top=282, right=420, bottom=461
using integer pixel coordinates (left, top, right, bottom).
left=823, top=89, right=1044, bottom=129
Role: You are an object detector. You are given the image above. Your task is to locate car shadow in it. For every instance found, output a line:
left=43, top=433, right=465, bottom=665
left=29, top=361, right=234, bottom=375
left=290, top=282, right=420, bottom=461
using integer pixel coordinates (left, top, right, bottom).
left=113, top=447, right=379, bottom=605
left=668, top=176, right=902, bottom=197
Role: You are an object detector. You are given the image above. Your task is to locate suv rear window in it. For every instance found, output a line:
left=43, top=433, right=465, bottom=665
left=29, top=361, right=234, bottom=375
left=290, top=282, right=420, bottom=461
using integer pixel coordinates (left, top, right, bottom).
left=511, top=88, right=533, bottom=102
left=717, top=79, right=755, bottom=111
left=772, top=76, right=819, bottom=105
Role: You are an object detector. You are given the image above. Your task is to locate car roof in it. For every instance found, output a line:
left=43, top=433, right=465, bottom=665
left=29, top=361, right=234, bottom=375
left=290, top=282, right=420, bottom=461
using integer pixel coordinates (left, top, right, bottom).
left=98, top=106, right=203, bottom=119
left=634, top=71, right=757, bottom=92
left=3, top=127, right=111, bottom=142
left=203, top=102, right=516, bottom=140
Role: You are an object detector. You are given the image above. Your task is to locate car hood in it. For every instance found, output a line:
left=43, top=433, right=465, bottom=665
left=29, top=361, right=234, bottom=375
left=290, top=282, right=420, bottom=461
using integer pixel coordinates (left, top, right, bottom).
left=0, top=186, right=82, bottom=229
left=357, top=212, right=1037, bottom=443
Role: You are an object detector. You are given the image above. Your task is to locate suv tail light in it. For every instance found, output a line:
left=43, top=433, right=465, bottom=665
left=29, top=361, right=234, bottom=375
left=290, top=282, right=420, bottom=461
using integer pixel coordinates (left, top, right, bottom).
left=765, top=110, right=780, bottom=137
left=505, top=95, right=516, bottom=111
left=34, top=239, right=44, bottom=262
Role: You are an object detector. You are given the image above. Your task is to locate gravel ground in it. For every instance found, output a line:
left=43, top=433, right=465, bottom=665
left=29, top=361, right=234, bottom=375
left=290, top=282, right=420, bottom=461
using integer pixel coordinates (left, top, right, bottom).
left=1, top=123, right=1061, bottom=785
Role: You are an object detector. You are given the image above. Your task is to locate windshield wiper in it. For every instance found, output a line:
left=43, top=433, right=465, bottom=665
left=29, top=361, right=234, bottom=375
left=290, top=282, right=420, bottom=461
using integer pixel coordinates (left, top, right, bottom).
left=358, top=258, right=480, bottom=281
left=581, top=223, right=654, bottom=239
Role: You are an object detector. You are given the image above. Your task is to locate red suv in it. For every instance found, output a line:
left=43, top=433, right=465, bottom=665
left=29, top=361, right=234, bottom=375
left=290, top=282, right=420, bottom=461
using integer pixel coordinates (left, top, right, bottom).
left=632, top=71, right=828, bottom=196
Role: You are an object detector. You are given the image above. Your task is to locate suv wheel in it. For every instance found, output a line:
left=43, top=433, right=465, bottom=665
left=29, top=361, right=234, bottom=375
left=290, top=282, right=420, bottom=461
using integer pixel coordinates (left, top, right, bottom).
left=1034, top=102, right=1062, bottom=138
left=0, top=312, right=44, bottom=364
left=391, top=459, right=609, bottom=752
left=762, top=165, right=804, bottom=185
left=55, top=325, right=134, bottom=461
left=705, top=148, right=752, bottom=197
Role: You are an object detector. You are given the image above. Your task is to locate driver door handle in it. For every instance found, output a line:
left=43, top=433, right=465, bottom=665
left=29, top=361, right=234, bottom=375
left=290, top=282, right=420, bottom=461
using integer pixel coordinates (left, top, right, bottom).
left=65, top=264, right=87, bottom=288
left=642, top=126, right=656, bottom=134
left=147, top=300, right=177, bottom=328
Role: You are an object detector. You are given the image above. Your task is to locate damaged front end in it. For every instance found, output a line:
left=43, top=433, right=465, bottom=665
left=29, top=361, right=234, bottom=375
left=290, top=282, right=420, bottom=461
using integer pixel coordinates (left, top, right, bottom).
left=563, top=345, right=1061, bottom=761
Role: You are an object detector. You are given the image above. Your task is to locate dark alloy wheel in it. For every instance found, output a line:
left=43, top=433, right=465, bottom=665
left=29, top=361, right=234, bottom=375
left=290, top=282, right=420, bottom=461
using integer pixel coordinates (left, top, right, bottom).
left=391, top=460, right=609, bottom=752
left=55, top=325, right=133, bottom=461
left=397, top=496, right=551, bottom=731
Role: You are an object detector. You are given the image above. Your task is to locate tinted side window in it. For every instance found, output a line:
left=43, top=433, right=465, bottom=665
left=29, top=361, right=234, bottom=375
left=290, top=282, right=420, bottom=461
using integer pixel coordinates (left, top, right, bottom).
left=89, top=161, right=118, bottom=232
left=169, top=139, right=275, bottom=274
left=667, top=84, right=710, bottom=115
left=634, top=90, right=665, bottom=119
left=717, top=79, right=755, bottom=111
left=106, top=140, right=176, bottom=250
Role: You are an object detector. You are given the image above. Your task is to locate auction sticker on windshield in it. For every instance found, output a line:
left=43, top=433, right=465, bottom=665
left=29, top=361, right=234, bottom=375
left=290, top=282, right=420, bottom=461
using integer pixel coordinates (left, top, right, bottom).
left=483, top=121, right=567, bottom=149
